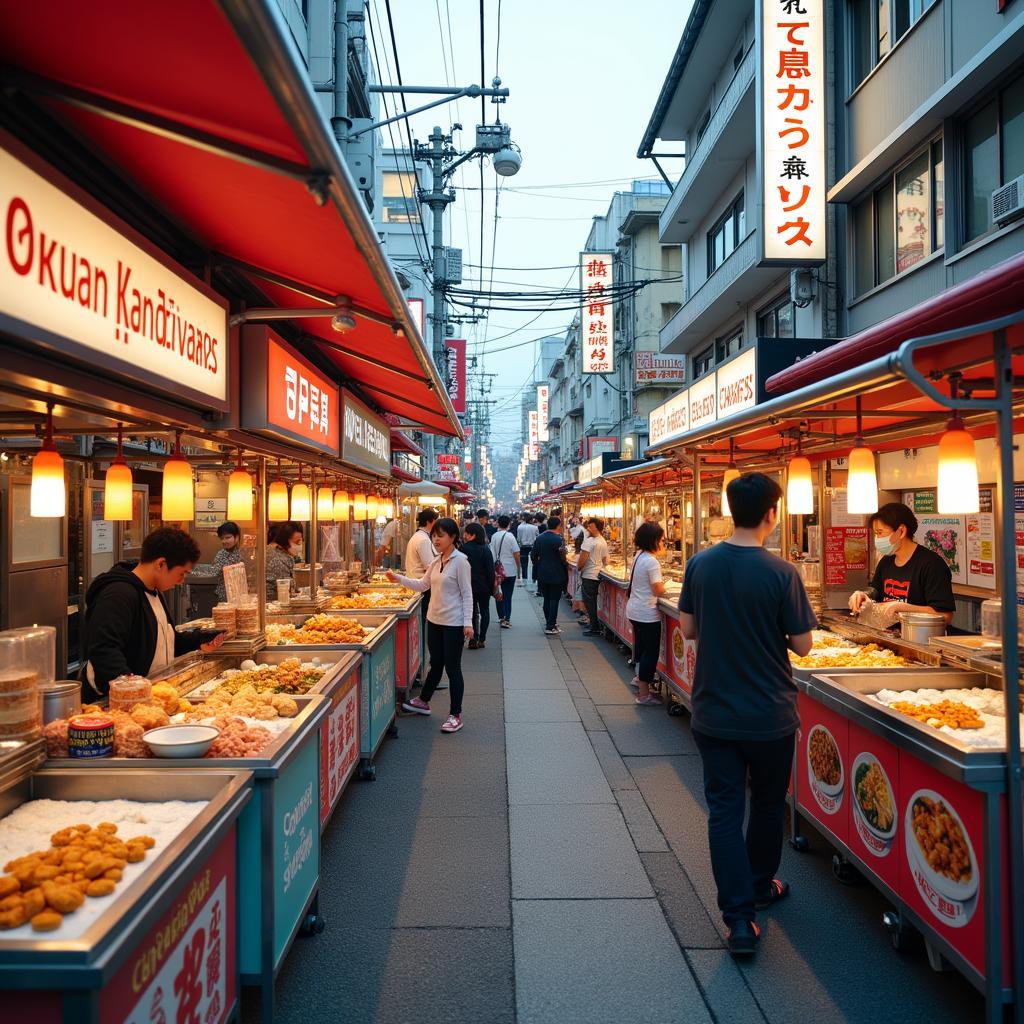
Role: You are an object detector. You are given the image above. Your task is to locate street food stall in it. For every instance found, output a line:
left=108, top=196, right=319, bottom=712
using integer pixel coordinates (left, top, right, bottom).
left=644, top=252, right=1024, bottom=1022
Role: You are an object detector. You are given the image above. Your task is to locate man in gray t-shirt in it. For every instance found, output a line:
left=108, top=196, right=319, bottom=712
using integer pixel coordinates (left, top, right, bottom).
left=680, top=473, right=816, bottom=958
left=577, top=518, right=607, bottom=635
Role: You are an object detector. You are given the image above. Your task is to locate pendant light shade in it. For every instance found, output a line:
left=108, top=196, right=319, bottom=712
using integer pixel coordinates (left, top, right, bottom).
left=267, top=459, right=289, bottom=521
left=162, top=434, right=194, bottom=521
left=290, top=467, right=311, bottom=521
left=30, top=409, right=65, bottom=518
left=937, top=415, right=979, bottom=514
left=846, top=445, right=878, bottom=515
left=317, top=486, right=335, bottom=522
left=334, top=489, right=350, bottom=522
left=366, top=494, right=379, bottom=521
left=353, top=493, right=367, bottom=522
left=721, top=467, right=741, bottom=518
left=103, top=425, right=133, bottom=520
left=227, top=450, right=253, bottom=522
left=786, top=455, right=814, bottom=515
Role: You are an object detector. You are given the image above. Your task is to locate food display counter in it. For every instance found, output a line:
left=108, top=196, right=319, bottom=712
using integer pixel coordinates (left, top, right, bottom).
left=265, top=613, right=398, bottom=781
left=597, top=569, right=632, bottom=645
left=0, top=765, right=252, bottom=1024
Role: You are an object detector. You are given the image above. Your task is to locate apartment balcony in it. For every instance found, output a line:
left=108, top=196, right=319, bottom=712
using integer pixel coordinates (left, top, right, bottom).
left=659, top=44, right=755, bottom=247
left=659, top=230, right=783, bottom=352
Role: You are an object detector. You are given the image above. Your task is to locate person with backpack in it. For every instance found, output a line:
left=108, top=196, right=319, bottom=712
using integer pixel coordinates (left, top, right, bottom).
left=679, top=473, right=817, bottom=957
left=490, top=514, right=521, bottom=628
left=391, top=517, right=473, bottom=733
left=462, top=522, right=495, bottom=648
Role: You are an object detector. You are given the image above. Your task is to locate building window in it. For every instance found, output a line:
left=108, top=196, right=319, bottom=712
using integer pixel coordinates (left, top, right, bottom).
left=381, top=171, right=421, bottom=223
left=707, top=193, right=745, bottom=273
left=693, top=345, right=714, bottom=379
left=734, top=46, right=744, bottom=72
left=694, top=109, right=711, bottom=150
left=715, top=328, right=743, bottom=363
left=757, top=294, right=796, bottom=338
left=963, top=75, right=1024, bottom=242
left=851, top=139, right=943, bottom=294
left=660, top=302, right=681, bottom=327
left=849, top=0, right=936, bottom=89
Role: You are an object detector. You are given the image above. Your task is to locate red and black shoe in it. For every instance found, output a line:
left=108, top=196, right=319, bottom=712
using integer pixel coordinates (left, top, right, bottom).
left=755, top=879, right=790, bottom=910
left=727, top=919, right=761, bottom=957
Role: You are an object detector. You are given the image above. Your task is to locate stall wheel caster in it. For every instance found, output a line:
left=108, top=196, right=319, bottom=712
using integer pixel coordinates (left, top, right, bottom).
left=831, top=853, right=860, bottom=885
left=667, top=699, right=686, bottom=717
left=387, top=723, right=399, bottom=739
left=359, top=764, right=377, bottom=782
left=789, top=834, right=810, bottom=853
left=882, top=910, right=913, bottom=952
left=299, top=912, right=326, bottom=937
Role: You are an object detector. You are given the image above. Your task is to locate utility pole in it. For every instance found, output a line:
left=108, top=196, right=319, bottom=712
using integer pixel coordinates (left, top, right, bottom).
left=423, top=126, right=455, bottom=370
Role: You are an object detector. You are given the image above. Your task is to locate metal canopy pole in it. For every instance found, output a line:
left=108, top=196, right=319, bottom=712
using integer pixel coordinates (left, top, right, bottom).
left=257, top=457, right=267, bottom=633
left=692, top=449, right=702, bottom=556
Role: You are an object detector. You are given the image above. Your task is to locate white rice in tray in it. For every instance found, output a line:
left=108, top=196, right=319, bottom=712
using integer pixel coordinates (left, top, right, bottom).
left=0, top=798, right=207, bottom=941
left=871, top=687, right=1024, bottom=749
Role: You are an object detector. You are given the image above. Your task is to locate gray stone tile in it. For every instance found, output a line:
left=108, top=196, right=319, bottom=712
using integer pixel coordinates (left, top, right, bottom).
left=502, top=661, right=566, bottom=689
left=506, top=723, right=614, bottom=805
left=505, top=688, right=580, bottom=723
left=685, top=950, right=766, bottom=1024
left=601, top=704, right=698, bottom=756
left=588, top=730, right=636, bottom=791
left=579, top=677, right=638, bottom=705
left=615, top=788, right=668, bottom=852
left=513, top=899, right=712, bottom=1024
left=510, top=803, right=652, bottom=899
left=640, top=851, right=723, bottom=949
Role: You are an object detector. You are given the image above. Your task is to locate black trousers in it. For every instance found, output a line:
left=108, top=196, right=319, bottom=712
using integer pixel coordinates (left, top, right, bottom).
left=581, top=577, right=600, bottom=630
left=472, top=593, right=491, bottom=641
left=420, top=589, right=430, bottom=626
left=692, top=729, right=796, bottom=926
left=421, top=622, right=466, bottom=715
left=539, top=582, right=562, bottom=629
left=519, top=545, right=532, bottom=578
left=629, top=619, right=662, bottom=684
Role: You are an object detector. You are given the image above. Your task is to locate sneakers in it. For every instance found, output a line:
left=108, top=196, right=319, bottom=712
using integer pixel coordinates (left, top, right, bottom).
left=755, top=879, right=790, bottom=909
left=583, top=629, right=602, bottom=637
left=440, top=714, right=463, bottom=733
left=727, top=920, right=761, bottom=957
left=544, top=627, right=560, bottom=635
left=500, top=619, right=511, bottom=629
left=402, top=697, right=431, bottom=715
left=467, top=638, right=480, bottom=649
left=635, top=694, right=664, bottom=706
left=628, top=676, right=640, bottom=689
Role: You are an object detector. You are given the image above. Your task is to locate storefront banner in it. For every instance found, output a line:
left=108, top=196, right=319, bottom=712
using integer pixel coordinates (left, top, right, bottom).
left=716, top=347, right=756, bottom=418
left=581, top=252, right=614, bottom=373
left=444, top=338, right=466, bottom=415
left=648, top=388, right=689, bottom=448
left=341, top=388, right=391, bottom=476
left=241, top=327, right=340, bottom=456
left=0, top=139, right=228, bottom=410
left=588, top=436, right=618, bottom=458
left=537, top=385, right=550, bottom=442
left=528, top=411, right=539, bottom=461
left=688, top=373, right=717, bottom=430
left=758, top=0, right=826, bottom=265
left=635, top=351, right=685, bottom=386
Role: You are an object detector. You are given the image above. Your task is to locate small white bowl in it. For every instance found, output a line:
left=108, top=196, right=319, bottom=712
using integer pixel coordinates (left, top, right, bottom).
left=143, top=725, right=219, bottom=758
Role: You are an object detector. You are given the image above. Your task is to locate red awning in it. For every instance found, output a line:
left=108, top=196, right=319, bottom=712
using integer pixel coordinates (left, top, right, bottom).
left=0, top=1, right=460, bottom=437
left=391, top=431, right=425, bottom=457
left=438, top=479, right=470, bottom=493
left=391, top=465, right=422, bottom=484
left=767, top=252, right=1024, bottom=396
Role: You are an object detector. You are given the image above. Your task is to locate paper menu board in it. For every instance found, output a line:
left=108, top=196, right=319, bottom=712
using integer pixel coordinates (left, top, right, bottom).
left=966, top=489, right=995, bottom=590
left=830, top=489, right=867, bottom=529
left=1015, top=485, right=1024, bottom=609
left=917, top=514, right=968, bottom=586
left=825, top=527, right=869, bottom=586
left=222, top=562, right=249, bottom=603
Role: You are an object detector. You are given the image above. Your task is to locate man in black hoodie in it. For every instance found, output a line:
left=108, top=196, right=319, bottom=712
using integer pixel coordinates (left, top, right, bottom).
left=82, top=527, right=224, bottom=698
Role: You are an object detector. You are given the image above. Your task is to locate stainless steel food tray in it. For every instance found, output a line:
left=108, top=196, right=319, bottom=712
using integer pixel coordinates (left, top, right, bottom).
left=264, top=612, right=397, bottom=652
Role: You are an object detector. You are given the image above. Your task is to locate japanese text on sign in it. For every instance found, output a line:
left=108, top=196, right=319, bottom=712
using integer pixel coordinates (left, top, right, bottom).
left=528, top=410, right=539, bottom=461
left=634, top=351, right=685, bottom=386
left=264, top=334, right=341, bottom=454
left=444, top=338, right=466, bottom=415
left=760, top=0, right=826, bottom=263
left=536, top=385, right=550, bottom=442
left=580, top=252, right=614, bottom=373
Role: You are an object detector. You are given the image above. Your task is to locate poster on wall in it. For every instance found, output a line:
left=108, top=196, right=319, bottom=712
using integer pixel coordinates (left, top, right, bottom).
left=825, top=526, right=868, bottom=586
left=966, top=488, right=995, bottom=590
left=917, top=514, right=968, bottom=586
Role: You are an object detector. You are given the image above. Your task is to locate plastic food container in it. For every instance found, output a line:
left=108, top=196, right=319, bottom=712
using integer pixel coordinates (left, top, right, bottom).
left=108, top=674, right=152, bottom=713
left=0, top=629, right=42, bottom=741
left=67, top=713, right=115, bottom=757
left=981, top=598, right=1002, bottom=639
left=276, top=579, right=292, bottom=606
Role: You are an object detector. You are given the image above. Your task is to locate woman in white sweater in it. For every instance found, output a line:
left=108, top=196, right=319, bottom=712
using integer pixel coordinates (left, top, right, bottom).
left=389, top=517, right=473, bottom=733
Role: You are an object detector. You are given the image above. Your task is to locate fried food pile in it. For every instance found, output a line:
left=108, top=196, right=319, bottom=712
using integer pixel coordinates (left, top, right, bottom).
left=790, top=643, right=910, bottom=668
left=209, top=659, right=324, bottom=696
left=180, top=685, right=298, bottom=722
left=328, top=590, right=411, bottom=609
left=889, top=699, right=985, bottom=730
left=267, top=615, right=369, bottom=646
left=0, top=823, right=154, bottom=931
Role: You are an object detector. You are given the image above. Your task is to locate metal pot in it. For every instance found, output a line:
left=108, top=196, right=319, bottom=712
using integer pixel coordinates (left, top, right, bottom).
left=40, top=680, right=81, bottom=723
left=898, top=612, right=947, bottom=645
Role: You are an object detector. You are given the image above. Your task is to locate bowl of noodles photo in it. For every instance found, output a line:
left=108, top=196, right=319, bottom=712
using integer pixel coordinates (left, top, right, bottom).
left=904, top=789, right=979, bottom=903
left=806, top=725, right=843, bottom=798
left=852, top=754, right=897, bottom=842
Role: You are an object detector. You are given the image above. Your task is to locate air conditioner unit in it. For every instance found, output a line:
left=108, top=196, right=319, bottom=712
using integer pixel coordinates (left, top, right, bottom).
left=992, top=174, right=1024, bottom=227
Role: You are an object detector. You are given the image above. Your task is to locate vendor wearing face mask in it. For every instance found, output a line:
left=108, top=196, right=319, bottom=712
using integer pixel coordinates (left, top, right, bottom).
left=848, top=502, right=955, bottom=625
left=266, top=521, right=303, bottom=599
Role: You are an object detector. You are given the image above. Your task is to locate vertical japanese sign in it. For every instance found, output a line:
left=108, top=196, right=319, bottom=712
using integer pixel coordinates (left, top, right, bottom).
left=759, top=0, right=826, bottom=265
left=580, top=252, right=614, bottom=373
left=536, top=385, right=550, bottom=442
left=528, top=410, right=539, bottom=461
left=444, top=338, right=467, bottom=415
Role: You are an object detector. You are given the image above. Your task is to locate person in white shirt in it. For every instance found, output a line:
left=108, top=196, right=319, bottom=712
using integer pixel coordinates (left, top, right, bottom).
left=390, top=517, right=473, bottom=733
left=626, top=521, right=667, bottom=706
left=375, top=517, right=399, bottom=567
left=405, top=507, right=438, bottom=625
left=490, top=514, right=521, bottom=627
left=515, top=516, right=539, bottom=587
left=577, top=517, right=609, bottom=636
left=569, top=517, right=585, bottom=550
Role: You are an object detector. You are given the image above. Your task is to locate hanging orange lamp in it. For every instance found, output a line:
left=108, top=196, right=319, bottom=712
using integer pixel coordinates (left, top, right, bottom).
left=103, top=423, right=133, bottom=520
left=352, top=493, right=367, bottom=522
left=162, top=432, right=194, bottom=521
left=227, top=448, right=253, bottom=522
left=290, top=465, right=311, bottom=521
left=721, top=439, right=740, bottom=518
left=30, top=406, right=66, bottom=518
left=846, top=398, right=878, bottom=515
left=786, top=434, right=813, bottom=516
left=334, top=487, right=350, bottom=522
left=268, top=458, right=289, bottom=521
left=937, top=413, right=979, bottom=514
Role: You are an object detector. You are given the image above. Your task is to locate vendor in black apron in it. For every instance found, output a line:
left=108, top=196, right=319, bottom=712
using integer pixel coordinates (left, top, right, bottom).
left=848, top=502, right=956, bottom=625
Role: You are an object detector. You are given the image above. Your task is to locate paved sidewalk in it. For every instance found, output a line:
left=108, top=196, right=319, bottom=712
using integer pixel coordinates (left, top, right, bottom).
left=257, top=579, right=984, bottom=1023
